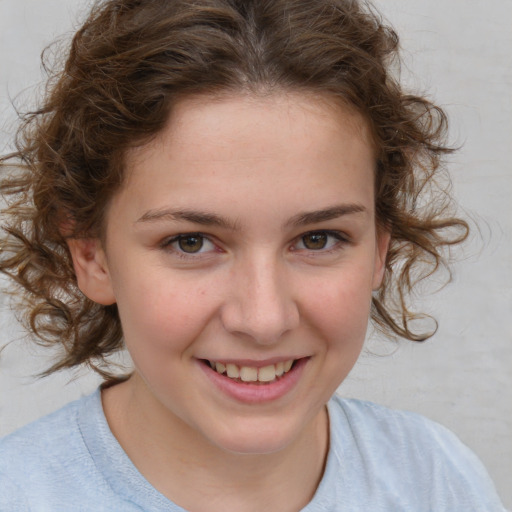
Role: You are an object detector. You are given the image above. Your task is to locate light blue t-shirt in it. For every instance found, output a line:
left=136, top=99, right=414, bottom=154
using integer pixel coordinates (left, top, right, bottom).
left=0, top=389, right=506, bottom=511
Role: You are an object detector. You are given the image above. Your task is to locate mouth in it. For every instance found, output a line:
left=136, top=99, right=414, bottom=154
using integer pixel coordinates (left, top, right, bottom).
left=199, top=357, right=308, bottom=403
left=203, top=359, right=296, bottom=384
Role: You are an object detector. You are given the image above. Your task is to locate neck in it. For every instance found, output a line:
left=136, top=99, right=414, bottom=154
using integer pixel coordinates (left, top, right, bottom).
left=102, top=375, right=329, bottom=512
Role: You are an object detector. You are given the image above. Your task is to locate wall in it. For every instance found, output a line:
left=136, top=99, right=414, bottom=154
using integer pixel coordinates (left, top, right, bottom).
left=1, top=0, right=511, bottom=507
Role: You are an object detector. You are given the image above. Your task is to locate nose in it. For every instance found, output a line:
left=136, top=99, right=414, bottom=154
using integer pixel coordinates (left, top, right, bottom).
left=220, top=253, right=300, bottom=345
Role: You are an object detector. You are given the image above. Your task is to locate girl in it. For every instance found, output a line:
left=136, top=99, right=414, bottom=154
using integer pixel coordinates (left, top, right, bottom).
left=0, top=0, right=507, bottom=510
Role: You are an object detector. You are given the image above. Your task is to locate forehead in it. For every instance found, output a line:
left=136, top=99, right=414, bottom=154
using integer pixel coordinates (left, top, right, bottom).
left=115, top=92, right=377, bottom=221
left=125, top=92, right=376, bottom=169
left=161, top=91, right=374, bottom=148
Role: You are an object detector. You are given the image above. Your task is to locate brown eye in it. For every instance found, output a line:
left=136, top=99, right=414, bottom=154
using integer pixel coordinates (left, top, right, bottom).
left=302, top=232, right=328, bottom=250
left=178, top=235, right=204, bottom=253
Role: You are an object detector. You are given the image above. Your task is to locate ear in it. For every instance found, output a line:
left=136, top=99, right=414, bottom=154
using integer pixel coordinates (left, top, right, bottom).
left=372, top=228, right=390, bottom=290
left=67, top=238, right=116, bottom=305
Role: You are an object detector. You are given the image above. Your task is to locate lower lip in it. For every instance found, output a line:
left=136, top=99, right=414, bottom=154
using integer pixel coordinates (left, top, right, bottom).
left=198, top=358, right=308, bottom=404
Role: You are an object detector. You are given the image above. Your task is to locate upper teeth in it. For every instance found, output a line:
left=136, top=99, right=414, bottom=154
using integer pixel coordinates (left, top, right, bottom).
left=209, top=360, right=294, bottom=383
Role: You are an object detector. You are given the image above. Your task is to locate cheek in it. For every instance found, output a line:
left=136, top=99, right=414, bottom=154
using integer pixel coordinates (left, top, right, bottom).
left=114, top=273, right=217, bottom=358
left=300, top=263, right=375, bottom=342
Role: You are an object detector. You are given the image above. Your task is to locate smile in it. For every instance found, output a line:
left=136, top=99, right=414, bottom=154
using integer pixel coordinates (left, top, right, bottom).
left=207, top=359, right=295, bottom=383
left=200, top=357, right=308, bottom=403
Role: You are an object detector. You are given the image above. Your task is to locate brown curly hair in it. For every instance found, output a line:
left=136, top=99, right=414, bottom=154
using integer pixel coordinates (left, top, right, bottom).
left=0, top=0, right=468, bottom=377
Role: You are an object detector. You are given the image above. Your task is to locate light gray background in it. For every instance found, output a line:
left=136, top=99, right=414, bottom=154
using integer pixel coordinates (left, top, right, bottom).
left=1, top=0, right=511, bottom=508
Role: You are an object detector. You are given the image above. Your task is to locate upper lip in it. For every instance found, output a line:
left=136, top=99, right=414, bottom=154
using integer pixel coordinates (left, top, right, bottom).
left=199, top=356, right=308, bottom=368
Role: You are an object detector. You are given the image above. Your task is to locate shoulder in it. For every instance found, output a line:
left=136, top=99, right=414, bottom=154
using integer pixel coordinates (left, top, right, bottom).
left=0, top=390, right=175, bottom=511
left=329, top=394, right=462, bottom=446
left=327, top=394, right=487, bottom=474
left=0, top=390, right=116, bottom=510
left=328, top=395, right=485, bottom=465
left=323, top=395, right=507, bottom=511
left=0, top=391, right=91, bottom=467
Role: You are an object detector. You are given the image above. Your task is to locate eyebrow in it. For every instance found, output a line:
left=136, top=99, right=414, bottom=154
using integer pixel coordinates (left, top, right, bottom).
left=136, top=203, right=367, bottom=230
left=136, top=208, right=239, bottom=231
left=286, top=204, right=367, bottom=227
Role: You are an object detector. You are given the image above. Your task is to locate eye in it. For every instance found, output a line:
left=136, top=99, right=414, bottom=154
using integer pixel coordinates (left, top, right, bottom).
left=177, top=234, right=205, bottom=253
left=301, top=232, right=329, bottom=250
left=163, top=233, right=216, bottom=255
left=293, top=230, right=348, bottom=251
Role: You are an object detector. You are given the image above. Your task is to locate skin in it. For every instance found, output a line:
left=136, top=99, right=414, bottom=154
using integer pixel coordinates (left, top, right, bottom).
left=68, top=92, right=389, bottom=511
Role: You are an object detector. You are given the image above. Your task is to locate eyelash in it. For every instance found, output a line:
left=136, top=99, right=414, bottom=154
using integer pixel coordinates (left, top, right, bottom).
left=160, top=230, right=350, bottom=259
left=292, top=230, right=350, bottom=253
left=160, top=232, right=217, bottom=259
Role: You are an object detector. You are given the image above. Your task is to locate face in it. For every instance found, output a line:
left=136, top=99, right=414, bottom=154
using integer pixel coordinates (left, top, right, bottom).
left=76, top=92, right=388, bottom=455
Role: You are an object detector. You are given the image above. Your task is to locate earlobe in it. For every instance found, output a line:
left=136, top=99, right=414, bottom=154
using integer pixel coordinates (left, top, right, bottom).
left=372, top=230, right=391, bottom=290
left=67, top=238, right=116, bottom=305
